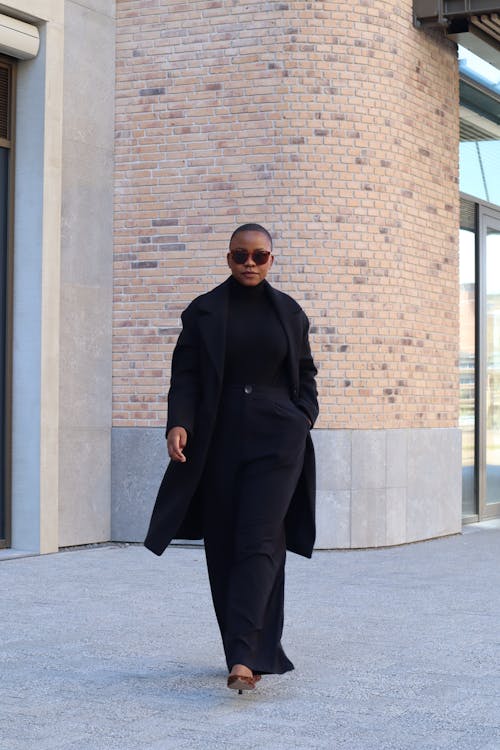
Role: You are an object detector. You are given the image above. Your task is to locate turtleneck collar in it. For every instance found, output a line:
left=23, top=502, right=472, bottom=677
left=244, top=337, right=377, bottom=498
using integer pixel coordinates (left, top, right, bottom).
left=228, top=275, right=268, bottom=299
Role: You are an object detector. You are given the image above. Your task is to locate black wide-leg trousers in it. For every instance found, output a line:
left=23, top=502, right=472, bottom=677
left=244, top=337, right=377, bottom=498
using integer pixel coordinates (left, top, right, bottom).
left=202, top=384, right=309, bottom=675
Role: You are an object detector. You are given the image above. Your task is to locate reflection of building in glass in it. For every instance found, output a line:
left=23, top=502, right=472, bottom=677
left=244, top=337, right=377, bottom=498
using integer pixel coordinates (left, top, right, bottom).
left=460, top=285, right=475, bottom=415
left=457, top=31, right=500, bottom=519
left=487, top=303, right=500, bottom=430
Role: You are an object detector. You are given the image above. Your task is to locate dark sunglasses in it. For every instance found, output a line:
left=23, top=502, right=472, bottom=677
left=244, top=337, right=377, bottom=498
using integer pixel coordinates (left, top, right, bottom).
left=229, top=250, right=271, bottom=266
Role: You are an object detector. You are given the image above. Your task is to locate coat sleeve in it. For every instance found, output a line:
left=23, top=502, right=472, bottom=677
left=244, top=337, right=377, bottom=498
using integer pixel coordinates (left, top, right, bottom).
left=296, top=312, right=319, bottom=427
left=165, top=303, right=201, bottom=438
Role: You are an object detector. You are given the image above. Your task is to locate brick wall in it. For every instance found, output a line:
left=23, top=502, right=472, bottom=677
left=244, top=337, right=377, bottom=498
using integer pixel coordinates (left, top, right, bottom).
left=114, top=0, right=459, bottom=430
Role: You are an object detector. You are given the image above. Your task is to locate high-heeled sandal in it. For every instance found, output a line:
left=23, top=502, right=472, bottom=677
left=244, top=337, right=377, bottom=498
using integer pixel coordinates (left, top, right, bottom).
left=227, top=673, right=260, bottom=694
left=227, top=674, right=255, bottom=693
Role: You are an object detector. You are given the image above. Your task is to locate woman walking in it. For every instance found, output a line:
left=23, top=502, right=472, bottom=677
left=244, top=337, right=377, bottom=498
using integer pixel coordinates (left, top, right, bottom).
left=145, top=223, right=319, bottom=692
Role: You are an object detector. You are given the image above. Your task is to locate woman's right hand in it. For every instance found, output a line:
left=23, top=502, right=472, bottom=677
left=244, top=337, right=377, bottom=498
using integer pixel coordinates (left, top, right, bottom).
left=167, top=426, right=188, bottom=462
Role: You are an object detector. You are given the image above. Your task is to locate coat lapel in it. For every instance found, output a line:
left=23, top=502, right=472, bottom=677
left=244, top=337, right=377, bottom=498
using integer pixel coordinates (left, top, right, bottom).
left=197, top=278, right=230, bottom=383
left=267, top=283, right=302, bottom=394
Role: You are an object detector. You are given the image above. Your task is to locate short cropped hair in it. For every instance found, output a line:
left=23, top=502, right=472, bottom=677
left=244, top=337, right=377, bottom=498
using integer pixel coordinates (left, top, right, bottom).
left=229, top=223, right=273, bottom=249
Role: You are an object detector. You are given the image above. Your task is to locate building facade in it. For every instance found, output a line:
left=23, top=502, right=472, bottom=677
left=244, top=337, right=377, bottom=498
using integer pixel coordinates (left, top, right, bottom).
left=0, top=0, right=499, bottom=555
left=0, top=0, right=114, bottom=554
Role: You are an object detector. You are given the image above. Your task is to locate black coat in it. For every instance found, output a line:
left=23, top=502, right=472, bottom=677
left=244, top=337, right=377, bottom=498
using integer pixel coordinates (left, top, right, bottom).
left=144, top=277, right=319, bottom=558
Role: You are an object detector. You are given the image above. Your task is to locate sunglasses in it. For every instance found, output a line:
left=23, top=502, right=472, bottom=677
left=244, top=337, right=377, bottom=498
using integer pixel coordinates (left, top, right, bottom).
left=229, top=250, right=271, bottom=266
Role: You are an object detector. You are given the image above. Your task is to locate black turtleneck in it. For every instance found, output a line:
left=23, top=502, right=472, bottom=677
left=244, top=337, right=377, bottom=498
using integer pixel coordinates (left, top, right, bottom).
left=223, top=276, right=288, bottom=387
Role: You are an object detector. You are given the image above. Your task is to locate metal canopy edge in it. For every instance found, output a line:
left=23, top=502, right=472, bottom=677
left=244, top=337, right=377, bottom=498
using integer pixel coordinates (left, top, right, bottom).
left=414, top=2, right=500, bottom=67
left=415, top=1, right=500, bottom=24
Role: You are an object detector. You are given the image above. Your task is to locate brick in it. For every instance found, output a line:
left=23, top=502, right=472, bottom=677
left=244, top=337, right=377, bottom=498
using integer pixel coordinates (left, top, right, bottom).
left=113, top=0, right=459, bottom=431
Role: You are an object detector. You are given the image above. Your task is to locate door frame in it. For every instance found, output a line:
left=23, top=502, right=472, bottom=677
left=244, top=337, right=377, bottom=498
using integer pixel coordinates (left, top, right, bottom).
left=477, top=205, right=500, bottom=520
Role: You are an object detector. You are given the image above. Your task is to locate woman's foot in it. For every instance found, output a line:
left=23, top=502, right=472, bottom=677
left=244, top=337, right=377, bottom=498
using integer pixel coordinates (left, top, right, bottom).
left=227, top=664, right=260, bottom=692
left=229, top=664, right=253, bottom=679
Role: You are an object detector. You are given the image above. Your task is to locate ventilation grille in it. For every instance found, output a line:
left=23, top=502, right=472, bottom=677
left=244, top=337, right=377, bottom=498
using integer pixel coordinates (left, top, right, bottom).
left=0, top=66, right=9, bottom=140
left=460, top=197, right=476, bottom=231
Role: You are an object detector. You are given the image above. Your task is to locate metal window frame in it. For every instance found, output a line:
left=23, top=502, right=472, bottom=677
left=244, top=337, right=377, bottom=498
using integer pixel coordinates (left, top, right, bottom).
left=460, top=195, right=480, bottom=523
left=478, top=204, right=500, bottom=519
left=460, top=192, right=500, bottom=523
left=0, top=54, right=14, bottom=550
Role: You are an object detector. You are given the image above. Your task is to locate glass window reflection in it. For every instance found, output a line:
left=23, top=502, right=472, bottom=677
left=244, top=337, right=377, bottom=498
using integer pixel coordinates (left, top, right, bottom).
left=459, top=215, right=476, bottom=516
left=486, top=226, right=500, bottom=505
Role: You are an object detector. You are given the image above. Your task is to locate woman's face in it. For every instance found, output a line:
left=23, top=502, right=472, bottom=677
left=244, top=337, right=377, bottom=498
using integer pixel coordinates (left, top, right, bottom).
left=227, top=230, right=274, bottom=286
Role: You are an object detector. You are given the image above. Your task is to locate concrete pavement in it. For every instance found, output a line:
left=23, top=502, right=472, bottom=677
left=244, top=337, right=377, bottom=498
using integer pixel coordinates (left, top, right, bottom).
left=1, top=521, right=499, bottom=750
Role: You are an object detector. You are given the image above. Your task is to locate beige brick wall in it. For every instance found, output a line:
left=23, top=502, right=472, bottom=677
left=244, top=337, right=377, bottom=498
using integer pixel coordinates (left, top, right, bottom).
left=113, top=0, right=459, bottom=430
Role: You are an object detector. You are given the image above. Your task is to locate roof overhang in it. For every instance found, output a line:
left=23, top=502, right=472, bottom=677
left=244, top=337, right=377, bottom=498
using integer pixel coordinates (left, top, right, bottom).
left=460, top=104, right=500, bottom=139
left=414, top=2, right=500, bottom=67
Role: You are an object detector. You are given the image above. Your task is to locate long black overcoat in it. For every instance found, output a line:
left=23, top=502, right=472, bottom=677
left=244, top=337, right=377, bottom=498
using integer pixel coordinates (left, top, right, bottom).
left=144, top=277, right=319, bottom=559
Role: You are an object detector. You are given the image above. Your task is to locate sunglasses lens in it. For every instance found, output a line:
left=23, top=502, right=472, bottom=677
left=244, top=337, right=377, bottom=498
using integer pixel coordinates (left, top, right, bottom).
left=230, top=250, right=270, bottom=265
left=254, top=251, right=270, bottom=265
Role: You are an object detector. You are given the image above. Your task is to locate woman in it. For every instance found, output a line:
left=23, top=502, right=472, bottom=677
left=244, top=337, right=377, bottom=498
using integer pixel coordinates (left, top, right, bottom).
left=145, top=223, right=319, bottom=692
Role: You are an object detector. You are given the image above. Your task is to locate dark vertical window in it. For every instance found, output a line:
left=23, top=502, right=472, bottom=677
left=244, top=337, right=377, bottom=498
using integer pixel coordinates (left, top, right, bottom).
left=0, top=147, right=7, bottom=543
left=0, top=59, right=13, bottom=548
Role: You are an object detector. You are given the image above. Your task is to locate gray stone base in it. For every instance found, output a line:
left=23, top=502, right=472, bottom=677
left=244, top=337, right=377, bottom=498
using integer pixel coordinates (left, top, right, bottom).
left=313, top=427, right=462, bottom=548
left=111, top=427, right=166, bottom=543
left=111, top=427, right=462, bottom=549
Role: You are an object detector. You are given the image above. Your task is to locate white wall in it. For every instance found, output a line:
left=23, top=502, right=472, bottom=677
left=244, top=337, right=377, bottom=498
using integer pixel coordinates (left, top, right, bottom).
left=58, top=0, right=115, bottom=547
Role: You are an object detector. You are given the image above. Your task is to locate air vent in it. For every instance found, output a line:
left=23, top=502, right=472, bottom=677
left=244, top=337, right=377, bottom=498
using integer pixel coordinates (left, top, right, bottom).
left=460, top=197, right=476, bottom=231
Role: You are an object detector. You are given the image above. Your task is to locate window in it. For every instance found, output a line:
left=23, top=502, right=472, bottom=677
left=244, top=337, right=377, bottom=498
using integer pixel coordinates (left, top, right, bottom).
left=0, top=57, right=14, bottom=548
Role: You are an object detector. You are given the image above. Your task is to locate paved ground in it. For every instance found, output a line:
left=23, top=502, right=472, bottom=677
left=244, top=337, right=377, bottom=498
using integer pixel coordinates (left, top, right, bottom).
left=1, top=521, right=499, bottom=750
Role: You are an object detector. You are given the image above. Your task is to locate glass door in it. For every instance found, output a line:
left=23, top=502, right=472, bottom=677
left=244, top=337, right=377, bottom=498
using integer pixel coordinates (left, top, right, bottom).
left=460, top=201, right=500, bottom=522
left=480, top=211, right=500, bottom=519
left=459, top=200, right=477, bottom=519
